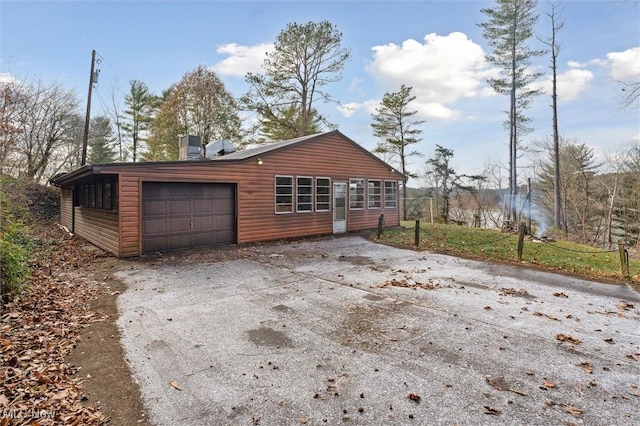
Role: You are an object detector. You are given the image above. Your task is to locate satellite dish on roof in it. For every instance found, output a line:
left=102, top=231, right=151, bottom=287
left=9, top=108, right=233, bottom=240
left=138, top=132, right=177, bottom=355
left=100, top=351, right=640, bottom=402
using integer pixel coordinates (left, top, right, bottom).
left=205, top=140, right=235, bottom=158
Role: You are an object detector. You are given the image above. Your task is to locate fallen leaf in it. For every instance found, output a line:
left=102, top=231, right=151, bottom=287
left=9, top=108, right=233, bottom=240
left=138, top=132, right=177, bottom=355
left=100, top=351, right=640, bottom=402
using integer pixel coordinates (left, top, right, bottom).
left=542, top=380, right=556, bottom=388
left=617, top=301, right=634, bottom=310
left=169, top=380, right=182, bottom=390
left=483, top=406, right=500, bottom=415
left=566, top=405, right=582, bottom=416
left=555, top=334, right=581, bottom=344
left=577, top=362, right=593, bottom=374
left=603, top=338, right=615, bottom=344
left=298, top=418, right=308, bottom=424
left=553, top=292, right=568, bottom=298
left=407, top=393, right=421, bottom=403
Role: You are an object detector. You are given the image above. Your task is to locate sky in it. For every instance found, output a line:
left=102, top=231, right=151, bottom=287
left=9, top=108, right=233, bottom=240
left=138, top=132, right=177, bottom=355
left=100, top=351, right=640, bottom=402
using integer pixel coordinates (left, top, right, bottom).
left=1, top=0, right=639, bottom=186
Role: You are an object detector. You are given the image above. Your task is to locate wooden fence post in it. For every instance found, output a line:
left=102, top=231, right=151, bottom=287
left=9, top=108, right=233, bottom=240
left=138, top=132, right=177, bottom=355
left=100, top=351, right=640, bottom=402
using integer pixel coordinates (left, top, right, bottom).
left=415, top=220, right=420, bottom=247
left=618, top=242, right=630, bottom=278
left=517, top=221, right=527, bottom=261
left=377, top=214, right=384, bottom=238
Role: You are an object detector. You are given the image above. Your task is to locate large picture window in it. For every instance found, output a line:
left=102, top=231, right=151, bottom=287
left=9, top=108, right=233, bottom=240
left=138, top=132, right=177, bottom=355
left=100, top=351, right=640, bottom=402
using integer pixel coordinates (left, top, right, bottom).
left=368, top=180, right=381, bottom=209
left=315, top=177, right=331, bottom=211
left=76, top=177, right=118, bottom=211
left=384, top=180, right=398, bottom=208
left=275, top=175, right=294, bottom=213
left=296, top=176, right=313, bottom=212
left=349, top=178, right=365, bottom=209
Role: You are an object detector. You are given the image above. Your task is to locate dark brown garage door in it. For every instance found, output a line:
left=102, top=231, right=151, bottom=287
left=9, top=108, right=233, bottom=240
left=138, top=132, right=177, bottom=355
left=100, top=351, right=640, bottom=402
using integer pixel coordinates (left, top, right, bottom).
left=142, top=182, right=236, bottom=253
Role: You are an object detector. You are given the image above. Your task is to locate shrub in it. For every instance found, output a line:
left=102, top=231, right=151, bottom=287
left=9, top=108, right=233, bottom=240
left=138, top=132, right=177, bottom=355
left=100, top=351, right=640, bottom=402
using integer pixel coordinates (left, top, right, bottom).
left=0, top=221, right=31, bottom=303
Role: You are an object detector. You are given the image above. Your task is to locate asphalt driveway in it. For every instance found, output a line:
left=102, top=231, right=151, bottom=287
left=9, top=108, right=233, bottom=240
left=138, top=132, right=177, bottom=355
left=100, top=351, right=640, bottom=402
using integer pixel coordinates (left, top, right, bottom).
left=115, top=236, right=640, bottom=425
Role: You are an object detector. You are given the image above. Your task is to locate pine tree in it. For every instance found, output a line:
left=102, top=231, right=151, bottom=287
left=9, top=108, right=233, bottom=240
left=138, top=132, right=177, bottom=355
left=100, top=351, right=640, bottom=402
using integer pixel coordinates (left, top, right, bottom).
left=88, top=116, right=116, bottom=164
left=479, top=0, right=545, bottom=222
left=242, top=21, right=351, bottom=140
left=371, top=85, right=425, bottom=220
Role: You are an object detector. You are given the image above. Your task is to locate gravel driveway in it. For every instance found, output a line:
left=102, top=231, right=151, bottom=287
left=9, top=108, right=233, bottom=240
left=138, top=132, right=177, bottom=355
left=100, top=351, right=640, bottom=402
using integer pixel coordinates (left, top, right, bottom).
left=115, top=236, right=640, bottom=425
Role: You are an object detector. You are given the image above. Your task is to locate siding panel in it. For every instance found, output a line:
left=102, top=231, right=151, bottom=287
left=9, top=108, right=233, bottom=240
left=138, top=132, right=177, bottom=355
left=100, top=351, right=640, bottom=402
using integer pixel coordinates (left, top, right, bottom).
left=60, top=188, right=73, bottom=229
left=67, top=132, right=402, bottom=256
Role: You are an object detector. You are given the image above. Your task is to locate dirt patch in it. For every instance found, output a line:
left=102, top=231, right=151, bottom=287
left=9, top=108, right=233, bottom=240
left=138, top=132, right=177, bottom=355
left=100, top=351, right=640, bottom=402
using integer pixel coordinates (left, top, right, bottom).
left=66, top=259, right=149, bottom=426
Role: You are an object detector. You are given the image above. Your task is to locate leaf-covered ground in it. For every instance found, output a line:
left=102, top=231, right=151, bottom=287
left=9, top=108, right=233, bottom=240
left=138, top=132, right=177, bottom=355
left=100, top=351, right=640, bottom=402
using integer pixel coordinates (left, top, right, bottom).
left=1, top=226, right=108, bottom=425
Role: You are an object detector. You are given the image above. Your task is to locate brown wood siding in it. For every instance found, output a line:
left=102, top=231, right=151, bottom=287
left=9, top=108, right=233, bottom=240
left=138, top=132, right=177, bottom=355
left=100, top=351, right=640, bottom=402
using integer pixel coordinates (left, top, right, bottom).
left=119, top=176, right=140, bottom=258
left=88, top=133, right=401, bottom=255
left=60, top=188, right=73, bottom=230
left=74, top=207, right=119, bottom=256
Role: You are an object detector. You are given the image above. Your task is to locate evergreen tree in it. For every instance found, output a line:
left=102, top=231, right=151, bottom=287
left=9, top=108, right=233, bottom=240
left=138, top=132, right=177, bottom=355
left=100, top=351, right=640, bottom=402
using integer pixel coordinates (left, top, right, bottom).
left=371, top=85, right=425, bottom=220
left=479, top=0, right=545, bottom=222
left=123, top=80, right=156, bottom=162
left=242, top=21, right=351, bottom=140
left=88, top=116, right=116, bottom=164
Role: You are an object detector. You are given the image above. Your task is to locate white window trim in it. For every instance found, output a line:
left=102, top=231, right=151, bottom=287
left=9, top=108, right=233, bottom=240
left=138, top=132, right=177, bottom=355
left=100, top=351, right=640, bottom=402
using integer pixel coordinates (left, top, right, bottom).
left=384, top=180, right=398, bottom=209
left=296, top=176, right=314, bottom=213
left=349, top=178, right=365, bottom=210
left=315, top=177, right=332, bottom=212
left=368, top=179, right=382, bottom=209
left=275, top=175, right=294, bottom=214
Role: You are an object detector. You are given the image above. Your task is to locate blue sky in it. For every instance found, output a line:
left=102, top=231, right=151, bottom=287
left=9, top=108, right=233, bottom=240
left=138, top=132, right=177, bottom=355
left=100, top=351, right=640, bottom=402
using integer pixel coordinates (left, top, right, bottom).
left=2, top=0, right=639, bottom=186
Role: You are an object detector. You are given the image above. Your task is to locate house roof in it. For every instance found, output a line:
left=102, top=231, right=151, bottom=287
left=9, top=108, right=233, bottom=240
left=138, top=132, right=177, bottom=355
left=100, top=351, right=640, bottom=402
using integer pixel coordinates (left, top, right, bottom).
left=50, top=130, right=405, bottom=186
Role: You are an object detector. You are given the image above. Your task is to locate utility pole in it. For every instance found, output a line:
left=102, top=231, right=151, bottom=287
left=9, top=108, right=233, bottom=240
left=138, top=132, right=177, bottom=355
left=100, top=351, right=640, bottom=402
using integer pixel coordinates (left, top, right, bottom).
left=81, top=49, right=98, bottom=166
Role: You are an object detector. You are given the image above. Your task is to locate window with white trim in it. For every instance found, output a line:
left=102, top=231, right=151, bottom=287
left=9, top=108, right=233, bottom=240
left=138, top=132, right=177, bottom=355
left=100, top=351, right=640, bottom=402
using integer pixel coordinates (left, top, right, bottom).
left=275, top=175, right=293, bottom=213
left=349, top=178, right=365, bottom=209
left=384, top=180, right=398, bottom=208
left=315, top=177, right=331, bottom=211
left=368, top=180, right=381, bottom=209
left=296, top=176, right=313, bottom=212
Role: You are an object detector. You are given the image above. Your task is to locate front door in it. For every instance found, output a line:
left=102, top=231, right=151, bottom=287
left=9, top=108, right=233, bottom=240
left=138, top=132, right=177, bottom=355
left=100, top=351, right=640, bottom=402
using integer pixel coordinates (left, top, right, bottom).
left=333, top=182, right=347, bottom=233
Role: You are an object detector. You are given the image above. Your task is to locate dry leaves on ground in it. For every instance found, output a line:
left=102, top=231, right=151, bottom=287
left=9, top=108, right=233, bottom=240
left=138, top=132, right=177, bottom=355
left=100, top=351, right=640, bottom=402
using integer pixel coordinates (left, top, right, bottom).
left=555, top=333, right=581, bottom=345
left=0, top=227, right=107, bottom=425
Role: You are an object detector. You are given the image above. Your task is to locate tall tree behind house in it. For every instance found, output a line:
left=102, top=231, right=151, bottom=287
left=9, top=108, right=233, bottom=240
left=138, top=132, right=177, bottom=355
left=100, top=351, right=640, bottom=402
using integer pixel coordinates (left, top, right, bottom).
left=479, top=0, right=545, bottom=223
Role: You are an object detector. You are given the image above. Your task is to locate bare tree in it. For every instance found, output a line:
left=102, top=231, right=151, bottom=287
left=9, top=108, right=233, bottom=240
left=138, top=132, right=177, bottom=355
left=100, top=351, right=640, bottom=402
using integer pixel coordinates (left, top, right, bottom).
left=8, top=79, right=80, bottom=182
left=539, top=2, right=565, bottom=230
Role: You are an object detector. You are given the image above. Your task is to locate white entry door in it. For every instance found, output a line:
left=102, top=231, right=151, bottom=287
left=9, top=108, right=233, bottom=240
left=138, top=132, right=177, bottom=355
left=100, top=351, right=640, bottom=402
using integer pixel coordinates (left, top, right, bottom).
left=333, top=182, right=347, bottom=233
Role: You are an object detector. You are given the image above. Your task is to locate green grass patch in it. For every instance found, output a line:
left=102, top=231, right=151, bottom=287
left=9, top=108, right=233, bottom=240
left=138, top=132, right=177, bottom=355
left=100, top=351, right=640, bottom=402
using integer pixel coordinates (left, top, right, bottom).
left=375, top=221, right=639, bottom=283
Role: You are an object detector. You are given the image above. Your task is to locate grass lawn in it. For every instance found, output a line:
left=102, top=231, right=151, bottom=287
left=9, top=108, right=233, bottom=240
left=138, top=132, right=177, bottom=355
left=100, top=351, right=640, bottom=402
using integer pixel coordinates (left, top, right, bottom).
left=373, top=221, right=640, bottom=285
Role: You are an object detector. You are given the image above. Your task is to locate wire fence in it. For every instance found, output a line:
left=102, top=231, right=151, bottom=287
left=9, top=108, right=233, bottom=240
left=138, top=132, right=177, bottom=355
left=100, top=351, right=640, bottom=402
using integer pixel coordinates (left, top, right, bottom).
left=377, top=217, right=632, bottom=279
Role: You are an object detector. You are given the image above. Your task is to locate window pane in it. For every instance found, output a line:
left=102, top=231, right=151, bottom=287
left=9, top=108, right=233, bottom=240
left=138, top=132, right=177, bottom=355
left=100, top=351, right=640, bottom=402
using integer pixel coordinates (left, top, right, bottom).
left=315, top=178, right=331, bottom=211
left=297, top=176, right=313, bottom=212
left=385, top=181, right=397, bottom=208
left=275, top=175, right=294, bottom=213
left=349, top=178, right=364, bottom=209
left=368, top=180, right=381, bottom=209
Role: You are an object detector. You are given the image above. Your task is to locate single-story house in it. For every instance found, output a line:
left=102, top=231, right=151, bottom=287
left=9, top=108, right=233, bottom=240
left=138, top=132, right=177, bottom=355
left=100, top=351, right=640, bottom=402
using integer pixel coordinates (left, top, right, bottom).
left=50, top=130, right=405, bottom=258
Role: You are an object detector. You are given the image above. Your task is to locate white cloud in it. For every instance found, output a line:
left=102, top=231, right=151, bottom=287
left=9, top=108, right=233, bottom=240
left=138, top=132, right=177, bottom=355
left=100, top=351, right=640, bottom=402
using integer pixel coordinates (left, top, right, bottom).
left=534, top=68, right=594, bottom=101
left=607, top=47, right=640, bottom=81
left=0, top=72, right=17, bottom=84
left=365, top=32, right=494, bottom=120
left=337, top=102, right=360, bottom=118
left=212, top=43, right=273, bottom=77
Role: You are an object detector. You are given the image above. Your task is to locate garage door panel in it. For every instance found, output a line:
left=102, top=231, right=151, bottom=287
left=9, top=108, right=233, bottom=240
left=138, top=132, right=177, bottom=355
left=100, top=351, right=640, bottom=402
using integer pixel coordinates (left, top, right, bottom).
left=144, top=183, right=166, bottom=198
left=169, top=200, right=190, bottom=215
left=193, top=199, right=213, bottom=214
left=142, top=182, right=236, bottom=254
left=193, top=232, right=214, bottom=247
left=143, top=200, right=167, bottom=216
left=144, top=236, right=168, bottom=253
left=193, top=215, right=213, bottom=230
left=168, top=234, right=191, bottom=250
left=215, top=230, right=234, bottom=244
left=168, top=183, right=190, bottom=198
left=192, top=185, right=215, bottom=198
left=144, top=218, right=168, bottom=235
left=169, top=217, right=191, bottom=232
left=214, top=198, right=233, bottom=213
